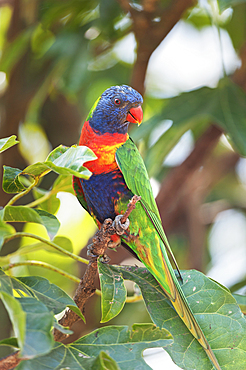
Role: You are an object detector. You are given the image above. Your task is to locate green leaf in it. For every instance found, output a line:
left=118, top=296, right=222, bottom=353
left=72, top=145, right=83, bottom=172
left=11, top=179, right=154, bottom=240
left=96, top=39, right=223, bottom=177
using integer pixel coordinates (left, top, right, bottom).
left=0, top=292, right=26, bottom=354
left=213, top=80, right=246, bottom=156
left=53, top=320, right=73, bottom=335
left=0, top=268, right=14, bottom=295
left=91, top=351, right=121, bottom=370
left=0, top=270, right=26, bottom=353
left=0, top=135, right=19, bottom=153
left=2, top=166, right=26, bottom=194
left=134, top=79, right=246, bottom=177
left=23, top=145, right=96, bottom=179
left=14, top=276, right=84, bottom=321
left=52, top=174, right=74, bottom=194
left=0, top=236, right=74, bottom=264
left=98, top=261, right=127, bottom=323
left=233, top=294, right=246, bottom=314
left=17, top=297, right=54, bottom=358
left=17, top=324, right=172, bottom=370
left=109, top=266, right=246, bottom=370
left=0, top=337, right=19, bottom=348
left=0, top=29, right=32, bottom=76
left=0, top=270, right=54, bottom=358
left=31, top=175, right=74, bottom=214
left=49, top=236, right=73, bottom=254
left=3, top=206, right=60, bottom=239
left=2, top=145, right=95, bottom=198
left=0, top=220, right=15, bottom=250
left=32, top=187, right=60, bottom=214
left=31, top=23, right=55, bottom=58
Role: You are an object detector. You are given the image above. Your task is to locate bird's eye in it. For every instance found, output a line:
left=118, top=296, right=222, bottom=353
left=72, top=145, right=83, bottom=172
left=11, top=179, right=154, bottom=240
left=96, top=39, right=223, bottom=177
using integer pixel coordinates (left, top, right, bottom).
left=114, top=97, right=122, bottom=106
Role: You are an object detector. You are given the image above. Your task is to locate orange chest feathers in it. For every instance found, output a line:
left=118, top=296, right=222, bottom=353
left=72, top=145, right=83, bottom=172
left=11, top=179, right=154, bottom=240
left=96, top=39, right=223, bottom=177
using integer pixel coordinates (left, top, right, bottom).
left=79, top=121, right=128, bottom=175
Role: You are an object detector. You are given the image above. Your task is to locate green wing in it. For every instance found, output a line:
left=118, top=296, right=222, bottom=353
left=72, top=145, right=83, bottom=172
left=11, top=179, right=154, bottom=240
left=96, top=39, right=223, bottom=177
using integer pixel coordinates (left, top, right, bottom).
left=116, top=138, right=181, bottom=276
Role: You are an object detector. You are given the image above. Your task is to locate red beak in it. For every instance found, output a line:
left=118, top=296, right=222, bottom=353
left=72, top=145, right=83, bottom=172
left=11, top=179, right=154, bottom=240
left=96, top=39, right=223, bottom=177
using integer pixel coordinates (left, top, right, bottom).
left=126, top=105, right=143, bottom=126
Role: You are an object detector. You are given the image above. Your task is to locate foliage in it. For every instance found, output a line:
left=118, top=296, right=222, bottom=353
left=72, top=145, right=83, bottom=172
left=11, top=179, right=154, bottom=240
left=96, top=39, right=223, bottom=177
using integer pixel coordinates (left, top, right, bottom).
left=0, top=135, right=245, bottom=369
left=1, top=0, right=246, bottom=369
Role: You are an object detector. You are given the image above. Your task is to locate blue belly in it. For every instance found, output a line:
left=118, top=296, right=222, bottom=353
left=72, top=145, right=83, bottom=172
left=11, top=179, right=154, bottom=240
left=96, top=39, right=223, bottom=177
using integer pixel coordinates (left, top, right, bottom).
left=80, top=170, right=131, bottom=224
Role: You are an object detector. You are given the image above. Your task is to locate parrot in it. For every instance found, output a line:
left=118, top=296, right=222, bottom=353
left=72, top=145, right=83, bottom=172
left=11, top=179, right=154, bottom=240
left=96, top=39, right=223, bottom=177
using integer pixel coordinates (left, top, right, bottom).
left=73, top=85, right=221, bottom=370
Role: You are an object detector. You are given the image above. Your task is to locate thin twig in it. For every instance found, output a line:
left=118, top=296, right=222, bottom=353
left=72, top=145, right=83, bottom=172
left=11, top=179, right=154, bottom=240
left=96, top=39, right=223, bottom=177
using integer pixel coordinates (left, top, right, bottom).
left=3, top=260, right=81, bottom=284
left=5, top=177, right=39, bottom=207
left=3, top=232, right=89, bottom=265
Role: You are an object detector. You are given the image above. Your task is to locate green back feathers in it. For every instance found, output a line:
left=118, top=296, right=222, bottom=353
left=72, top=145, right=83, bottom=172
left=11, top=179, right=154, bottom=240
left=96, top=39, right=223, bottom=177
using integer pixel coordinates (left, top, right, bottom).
left=116, top=138, right=160, bottom=217
left=116, top=138, right=181, bottom=276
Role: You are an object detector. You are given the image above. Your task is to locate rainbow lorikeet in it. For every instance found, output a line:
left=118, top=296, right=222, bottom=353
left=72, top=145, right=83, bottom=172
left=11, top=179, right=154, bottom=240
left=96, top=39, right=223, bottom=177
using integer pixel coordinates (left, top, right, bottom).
left=73, top=85, right=221, bottom=370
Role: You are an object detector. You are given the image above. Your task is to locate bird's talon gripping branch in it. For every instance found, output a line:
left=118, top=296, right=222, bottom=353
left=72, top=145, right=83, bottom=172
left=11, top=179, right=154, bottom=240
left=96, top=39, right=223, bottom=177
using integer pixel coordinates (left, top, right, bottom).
left=87, top=244, right=99, bottom=258
left=113, top=214, right=130, bottom=235
left=100, top=254, right=111, bottom=264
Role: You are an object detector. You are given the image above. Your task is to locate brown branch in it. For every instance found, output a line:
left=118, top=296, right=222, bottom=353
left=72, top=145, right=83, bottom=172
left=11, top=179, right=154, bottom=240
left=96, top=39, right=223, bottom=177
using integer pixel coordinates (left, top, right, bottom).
left=53, top=195, right=141, bottom=342
left=0, top=352, right=21, bottom=370
left=120, top=195, right=141, bottom=224
left=0, top=195, right=141, bottom=369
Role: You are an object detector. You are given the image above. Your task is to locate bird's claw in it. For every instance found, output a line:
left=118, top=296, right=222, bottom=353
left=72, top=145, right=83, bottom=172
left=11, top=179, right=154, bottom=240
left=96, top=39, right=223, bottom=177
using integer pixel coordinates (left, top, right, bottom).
left=87, top=243, right=99, bottom=258
left=99, top=254, right=111, bottom=264
left=113, top=215, right=130, bottom=235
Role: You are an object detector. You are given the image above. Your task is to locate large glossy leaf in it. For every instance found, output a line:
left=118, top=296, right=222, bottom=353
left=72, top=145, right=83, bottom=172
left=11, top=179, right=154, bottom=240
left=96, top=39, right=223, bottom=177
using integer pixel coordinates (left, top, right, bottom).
left=3, top=206, right=60, bottom=239
left=108, top=266, right=246, bottom=370
left=0, top=270, right=26, bottom=355
left=98, top=261, right=127, bottom=323
left=0, top=271, right=54, bottom=359
left=0, top=270, right=85, bottom=358
left=17, top=297, right=54, bottom=358
left=0, top=135, right=19, bottom=153
left=14, top=276, right=84, bottom=321
left=0, top=292, right=26, bottom=353
left=23, top=145, right=96, bottom=179
left=17, top=324, right=172, bottom=370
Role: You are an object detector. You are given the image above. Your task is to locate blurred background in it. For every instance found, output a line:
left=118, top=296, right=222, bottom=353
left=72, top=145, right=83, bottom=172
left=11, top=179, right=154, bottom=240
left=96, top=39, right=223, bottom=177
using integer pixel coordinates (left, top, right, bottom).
left=0, top=0, right=246, bottom=368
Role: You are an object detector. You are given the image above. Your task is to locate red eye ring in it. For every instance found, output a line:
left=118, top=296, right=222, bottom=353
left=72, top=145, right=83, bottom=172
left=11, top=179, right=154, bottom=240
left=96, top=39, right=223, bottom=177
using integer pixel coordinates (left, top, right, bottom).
left=114, top=98, right=121, bottom=105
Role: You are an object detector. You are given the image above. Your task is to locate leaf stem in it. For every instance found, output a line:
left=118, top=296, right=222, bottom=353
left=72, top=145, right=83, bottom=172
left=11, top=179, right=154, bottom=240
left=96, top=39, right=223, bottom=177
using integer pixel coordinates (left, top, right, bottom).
left=2, top=260, right=81, bottom=283
left=3, top=232, right=89, bottom=265
left=6, top=177, right=40, bottom=207
left=23, top=191, right=52, bottom=208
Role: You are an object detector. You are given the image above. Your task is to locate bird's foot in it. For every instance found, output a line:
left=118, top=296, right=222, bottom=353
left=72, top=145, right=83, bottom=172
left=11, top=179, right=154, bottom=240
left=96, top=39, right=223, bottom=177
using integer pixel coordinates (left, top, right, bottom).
left=99, top=254, right=111, bottom=264
left=87, top=243, right=98, bottom=258
left=113, top=215, right=130, bottom=235
left=87, top=243, right=111, bottom=263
